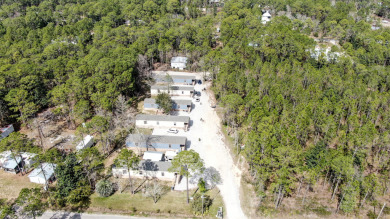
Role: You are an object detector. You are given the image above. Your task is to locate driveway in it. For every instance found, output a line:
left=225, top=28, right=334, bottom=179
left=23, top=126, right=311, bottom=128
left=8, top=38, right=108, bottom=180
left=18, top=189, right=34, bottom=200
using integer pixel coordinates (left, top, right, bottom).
left=153, top=78, right=247, bottom=219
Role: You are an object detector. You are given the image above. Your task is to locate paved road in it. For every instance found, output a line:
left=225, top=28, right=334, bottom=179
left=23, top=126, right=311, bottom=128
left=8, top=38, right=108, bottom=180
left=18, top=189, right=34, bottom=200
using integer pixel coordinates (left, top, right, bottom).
left=38, top=211, right=152, bottom=219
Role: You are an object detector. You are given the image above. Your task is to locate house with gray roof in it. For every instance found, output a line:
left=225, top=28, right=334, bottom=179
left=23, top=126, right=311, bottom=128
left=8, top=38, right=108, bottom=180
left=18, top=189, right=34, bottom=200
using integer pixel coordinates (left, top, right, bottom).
left=126, top=134, right=187, bottom=152
left=144, top=98, right=192, bottom=112
left=154, top=75, right=196, bottom=85
left=28, top=163, right=56, bottom=185
left=112, top=160, right=176, bottom=181
left=135, top=114, right=190, bottom=130
left=151, top=85, right=195, bottom=96
left=171, top=57, right=188, bottom=70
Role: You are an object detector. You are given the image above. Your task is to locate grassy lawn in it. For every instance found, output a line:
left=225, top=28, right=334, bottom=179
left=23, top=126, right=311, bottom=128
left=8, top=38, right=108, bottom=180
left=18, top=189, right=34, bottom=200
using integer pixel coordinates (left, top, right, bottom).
left=0, top=170, right=40, bottom=201
left=89, top=187, right=224, bottom=218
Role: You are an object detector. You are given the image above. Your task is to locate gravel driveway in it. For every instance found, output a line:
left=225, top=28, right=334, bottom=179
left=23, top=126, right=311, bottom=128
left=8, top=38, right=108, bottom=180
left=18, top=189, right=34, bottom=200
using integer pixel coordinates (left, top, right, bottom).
left=153, top=77, right=247, bottom=219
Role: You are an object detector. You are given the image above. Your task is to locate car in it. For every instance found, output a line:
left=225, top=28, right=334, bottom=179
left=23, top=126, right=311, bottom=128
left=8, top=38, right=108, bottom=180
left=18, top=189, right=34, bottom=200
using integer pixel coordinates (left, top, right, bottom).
left=210, top=105, right=216, bottom=108
left=195, top=98, right=200, bottom=102
left=197, top=80, right=202, bottom=84
left=196, top=91, right=201, bottom=96
left=167, top=128, right=178, bottom=134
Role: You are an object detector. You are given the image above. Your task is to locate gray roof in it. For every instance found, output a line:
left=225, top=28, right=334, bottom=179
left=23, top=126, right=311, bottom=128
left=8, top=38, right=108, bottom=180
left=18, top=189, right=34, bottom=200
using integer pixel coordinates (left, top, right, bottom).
left=139, top=160, right=172, bottom=172
left=127, top=134, right=187, bottom=145
left=171, top=56, right=188, bottom=64
left=151, top=85, right=194, bottom=91
left=28, top=163, right=56, bottom=179
left=136, top=114, right=190, bottom=123
left=155, top=75, right=195, bottom=81
left=144, top=98, right=191, bottom=106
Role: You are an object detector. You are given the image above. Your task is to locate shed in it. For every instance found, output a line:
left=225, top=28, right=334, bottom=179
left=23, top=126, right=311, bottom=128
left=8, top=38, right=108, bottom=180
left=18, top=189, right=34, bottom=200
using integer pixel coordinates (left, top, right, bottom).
left=151, top=85, right=195, bottom=96
left=126, top=134, right=186, bottom=151
left=28, top=163, right=56, bottom=184
left=76, top=135, right=94, bottom=151
left=135, top=114, right=190, bottom=130
left=2, top=156, right=22, bottom=174
left=171, top=57, right=188, bottom=70
left=0, top=125, right=14, bottom=141
left=143, top=151, right=164, bottom=161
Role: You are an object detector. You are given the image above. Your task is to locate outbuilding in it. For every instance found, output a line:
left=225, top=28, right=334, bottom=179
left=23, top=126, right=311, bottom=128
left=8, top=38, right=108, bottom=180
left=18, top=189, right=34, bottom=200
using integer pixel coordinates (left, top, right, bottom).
left=28, top=163, right=56, bottom=185
left=151, top=85, right=195, bottom=96
left=112, top=160, right=176, bottom=181
left=171, top=57, right=188, bottom=70
left=76, top=135, right=94, bottom=151
left=0, top=125, right=14, bottom=141
left=143, top=151, right=164, bottom=161
left=2, top=156, right=22, bottom=174
left=126, top=134, right=187, bottom=151
left=144, top=98, right=192, bottom=112
left=135, top=114, right=190, bottom=130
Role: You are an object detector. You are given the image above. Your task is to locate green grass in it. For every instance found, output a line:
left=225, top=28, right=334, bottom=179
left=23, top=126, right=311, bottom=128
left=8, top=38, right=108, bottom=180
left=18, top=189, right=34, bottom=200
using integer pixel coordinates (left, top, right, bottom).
left=0, top=170, right=41, bottom=201
left=89, top=187, right=224, bottom=217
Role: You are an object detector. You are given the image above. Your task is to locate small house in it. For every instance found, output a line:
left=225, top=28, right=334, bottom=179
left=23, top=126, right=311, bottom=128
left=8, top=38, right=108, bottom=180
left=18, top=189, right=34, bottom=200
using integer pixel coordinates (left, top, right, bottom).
left=2, top=156, right=22, bottom=174
left=135, top=114, right=190, bottom=130
left=151, top=85, right=195, bottom=96
left=143, top=151, right=164, bottom=161
left=28, top=163, right=56, bottom=185
left=262, top=11, right=271, bottom=24
left=171, top=57, right=188, bottom=70
left=112, top=160, right=176, bottom=181
left=144, top=98, right=192, bottom=112
left=76, top=135, right=94, bottom=151
left=0, top=125, right=14, bottom=141
left=126, top=134, right=187, bottom=151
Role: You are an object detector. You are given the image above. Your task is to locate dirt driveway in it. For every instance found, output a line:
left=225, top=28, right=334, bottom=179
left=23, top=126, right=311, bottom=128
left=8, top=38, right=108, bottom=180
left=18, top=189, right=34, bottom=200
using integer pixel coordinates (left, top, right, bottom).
left=152, top=78, right=247, bottom=219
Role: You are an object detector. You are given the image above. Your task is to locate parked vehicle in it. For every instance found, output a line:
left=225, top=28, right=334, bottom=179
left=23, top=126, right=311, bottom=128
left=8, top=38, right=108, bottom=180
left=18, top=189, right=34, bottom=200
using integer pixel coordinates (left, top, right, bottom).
left=210, top=105, right=216, bottom=108
left=167, top=128, right=179, bottom=134
left=196, top=98, right=200, bottom=102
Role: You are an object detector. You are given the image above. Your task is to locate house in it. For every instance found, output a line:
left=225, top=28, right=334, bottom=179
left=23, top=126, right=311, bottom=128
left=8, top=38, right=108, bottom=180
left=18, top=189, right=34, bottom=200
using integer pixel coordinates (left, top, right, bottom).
left=2, top=156, right=22, bottom=174
left=135, top=114, right=190, bottom=130
left=126, top=134, right=187, bottom=152
left=171, top=57, right=188, bottom=70
left=151, top=85, right=195, bottom=96
left=144, top=98, right=192, bottom=112
left=28, top=163, right=56, bottom=185
left=309, top=46, right=341, bottom=62
left=0, top=125, right=14, bottom=141
left=112, top=160, right=176, bottom=181
left=154, top=75, right=196, bottom=85
left=143, top=151, right=164, bottom=161
left=76, top=135, right=94, bottom=151
left=262, top=11, right=271, bottom=24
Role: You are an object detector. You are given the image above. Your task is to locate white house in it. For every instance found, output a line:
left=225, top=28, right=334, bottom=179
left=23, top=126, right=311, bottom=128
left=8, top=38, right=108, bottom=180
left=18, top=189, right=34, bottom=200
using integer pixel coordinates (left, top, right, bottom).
left=0, top=125, right=14, bottom=141
left=151, top=85, right=195, bottom=96
left=28, top=163, right=56, bottom=185
left=171, top=57, right=188, bottom=70
left=76, top=135, right=94, bottom=151
left=143, top=151, right=164, bottom=161
left=135, top=114, right=190, bottom=130
left=112, top=160, right=176, bottom=181
left=262, top=11, right=271, bottom=24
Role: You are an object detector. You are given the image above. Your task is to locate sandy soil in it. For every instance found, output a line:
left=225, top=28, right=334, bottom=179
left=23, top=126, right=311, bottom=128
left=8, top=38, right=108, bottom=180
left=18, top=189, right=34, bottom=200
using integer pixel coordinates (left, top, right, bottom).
left=152, top=78, right=247, bottom=219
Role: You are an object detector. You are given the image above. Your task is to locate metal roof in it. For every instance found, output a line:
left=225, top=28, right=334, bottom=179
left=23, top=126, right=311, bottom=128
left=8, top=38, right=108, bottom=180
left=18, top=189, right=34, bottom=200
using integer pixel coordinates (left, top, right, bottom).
left=127, top=134, right=187, bottom=145
left=139, top=160, right=172, bottom=172
left=151, top=85, right=194, bottom=91
left=143, top=151, right=164, bottom=161
left=28, top=163, right=56, bottom=179
left=171, top=56, right=188, bottom=64
left=2, top=156, right=22, bottom=169
left=144, top=98, right=191, bottom=106
left=136, top=114, right=190, bottom=123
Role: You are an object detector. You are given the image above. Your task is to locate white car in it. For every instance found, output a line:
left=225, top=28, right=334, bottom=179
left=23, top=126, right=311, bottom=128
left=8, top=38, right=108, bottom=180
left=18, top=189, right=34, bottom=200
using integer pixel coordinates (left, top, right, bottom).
left=167, top=128, right=179, bottom=134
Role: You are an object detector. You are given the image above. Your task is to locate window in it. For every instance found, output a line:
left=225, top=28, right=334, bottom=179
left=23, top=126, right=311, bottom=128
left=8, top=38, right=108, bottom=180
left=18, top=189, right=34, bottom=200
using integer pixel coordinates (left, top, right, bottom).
left=174, top=122, right=176, bottom=126
left=122, top=170, right=127, bottom=174
left=157, top=89, right=160, bottom=93
left=144, top=121, right=147, bottom=124
left=169, top=144, right=172, bottom=148
left=182, top=91, right=184, bottom=94
left=139, top=171, right=143, bottom=175
left=157, top=121, right=159, bottom=125
left=178, top=105, right=180, bottom=109
left=161, top=172, right=165, bottom=176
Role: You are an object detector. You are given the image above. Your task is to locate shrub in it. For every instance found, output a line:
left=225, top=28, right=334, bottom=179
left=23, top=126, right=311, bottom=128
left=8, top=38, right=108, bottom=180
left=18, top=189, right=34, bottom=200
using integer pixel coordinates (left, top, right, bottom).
left=191, top=193, right=212, bottom=215
left=96, top=179, right=114, bottom=197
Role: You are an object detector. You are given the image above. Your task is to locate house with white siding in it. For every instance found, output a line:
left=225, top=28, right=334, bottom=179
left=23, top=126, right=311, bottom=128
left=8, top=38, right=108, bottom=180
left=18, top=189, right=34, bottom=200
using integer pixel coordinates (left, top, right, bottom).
left=171, top=57, right=188, bottom=70
left=126, top=134, right=187, bottom=152
left=151, top=85, right=195, bottom=97
left=135, top=114, right=190, bottom=130
left=112, top=160, right=176, bottom=181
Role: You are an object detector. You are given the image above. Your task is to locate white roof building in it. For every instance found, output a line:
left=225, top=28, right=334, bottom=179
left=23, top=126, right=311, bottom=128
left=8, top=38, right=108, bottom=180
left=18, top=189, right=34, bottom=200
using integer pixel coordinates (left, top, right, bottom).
left=143, top=151, right=164, bottom=161
left=28, top=163, right=56, bottom=184
left=171, top=57, right=188, bottom=70
left=76, top=135, right=94, bottom=151
left=262, top=11, right=271, bottom=24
